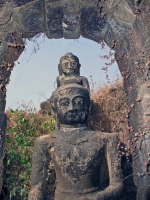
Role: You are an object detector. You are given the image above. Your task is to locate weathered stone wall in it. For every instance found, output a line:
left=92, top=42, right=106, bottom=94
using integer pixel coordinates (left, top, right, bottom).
left=0, top=0, right=150, bottom=199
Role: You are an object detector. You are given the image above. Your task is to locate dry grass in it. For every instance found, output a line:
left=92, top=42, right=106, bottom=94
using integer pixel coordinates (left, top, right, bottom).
left=91, top=79, right=129, bottom=141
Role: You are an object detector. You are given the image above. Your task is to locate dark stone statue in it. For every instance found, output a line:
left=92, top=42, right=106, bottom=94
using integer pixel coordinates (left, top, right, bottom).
left=57, top=52, right=89, bottom=90
left=28, top=67, right=124, bottom=200
left=51, top=52, right=90, bottom=130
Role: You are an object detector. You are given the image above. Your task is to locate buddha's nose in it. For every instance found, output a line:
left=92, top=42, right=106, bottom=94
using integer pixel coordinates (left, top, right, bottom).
left=67, top=62, right=72, bottom=68
left=68, top=102, right=74, bottom=110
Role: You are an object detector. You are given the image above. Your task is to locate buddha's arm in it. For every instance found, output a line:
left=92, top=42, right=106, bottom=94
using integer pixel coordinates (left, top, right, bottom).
left=104, top=135, right=124, bottom=198
left=79, top=135, right=124, bottom=200
left=82, top=77, right=90, bottom=89
left=28, top=135, right=53, bottom=200
left=96, top=135, right=124, bottom=200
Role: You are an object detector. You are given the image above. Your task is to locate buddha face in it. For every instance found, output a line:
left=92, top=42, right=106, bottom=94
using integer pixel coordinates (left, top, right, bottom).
left=59, top=53, right=80, bottom=76
left=61, top=58, right=79, bottom=76
left=54, top=86, right=90, bottom=126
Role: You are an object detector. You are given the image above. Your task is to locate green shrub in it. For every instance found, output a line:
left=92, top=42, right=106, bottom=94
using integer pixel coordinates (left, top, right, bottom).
left=2, top=109, right=55, bottom=200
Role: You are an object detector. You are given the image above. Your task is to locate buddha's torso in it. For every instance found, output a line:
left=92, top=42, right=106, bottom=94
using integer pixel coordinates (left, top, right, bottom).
left=49, top=128, right=107, bottom=200
left=58, top=76, right=86, bottom=87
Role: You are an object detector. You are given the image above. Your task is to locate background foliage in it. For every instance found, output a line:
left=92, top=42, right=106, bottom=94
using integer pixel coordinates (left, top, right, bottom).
left=91, top=79, right=128, bottom=141
left=2, top=107, right=55, bottom=200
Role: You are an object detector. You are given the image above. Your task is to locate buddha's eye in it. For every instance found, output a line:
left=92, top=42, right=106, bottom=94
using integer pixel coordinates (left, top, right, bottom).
left=71, top=62, right=77, bottom=66
left=75, top=101, right=83, bottom=105
left=60, top=102, right=69, bottom=106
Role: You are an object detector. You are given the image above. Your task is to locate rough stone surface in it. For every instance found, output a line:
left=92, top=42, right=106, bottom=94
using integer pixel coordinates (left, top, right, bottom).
left=46, top=4, right=63, bottom=39
left=13, top=0, right=46, bottom=38
left=29, top=131, right=124, bottom=200
left=0, top=0, right=149, bottom=199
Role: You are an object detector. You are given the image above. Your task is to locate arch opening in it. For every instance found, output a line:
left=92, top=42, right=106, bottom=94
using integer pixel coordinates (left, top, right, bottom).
left=6, top=35, right=121, bottom=110
left=0, top=0, right=150, bottom=199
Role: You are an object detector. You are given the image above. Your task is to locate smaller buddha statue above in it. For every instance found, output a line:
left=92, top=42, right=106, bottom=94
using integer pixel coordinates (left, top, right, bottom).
left=56, top=52, right=89, bottom=90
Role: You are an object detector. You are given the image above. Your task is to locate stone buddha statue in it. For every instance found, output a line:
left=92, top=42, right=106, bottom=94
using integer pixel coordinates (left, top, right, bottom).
left=56, top=52, right=89, bottom=89
left=28, top=82, right=124, bottom=199
left=50, top=53, right=90, bottom=130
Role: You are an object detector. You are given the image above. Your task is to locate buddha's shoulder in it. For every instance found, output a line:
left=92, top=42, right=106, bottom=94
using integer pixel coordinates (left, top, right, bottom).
left=51, top=130, right=119, bottom=144
left=95, top=132, right=120, bottom=143
left=77, top=76, right=87, bottom=80
left=81, top=130, right=119, bottom=141
left=33, top=134, right=55, bottom=151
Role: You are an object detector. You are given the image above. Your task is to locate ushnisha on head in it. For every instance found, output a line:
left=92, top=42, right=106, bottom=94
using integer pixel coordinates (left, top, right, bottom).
left=50, top=84, right=90, bottom=127
left=58, top=52, right=81, bottom=76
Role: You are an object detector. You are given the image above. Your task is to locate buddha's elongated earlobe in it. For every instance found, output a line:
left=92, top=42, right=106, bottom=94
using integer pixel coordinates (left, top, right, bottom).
left=58, top=64, right=62, bottom=75
left=87, top=100, right=93, bottom=129
left=49, top=95, right=60, bottom=130
left=78, top=64, right=81, bottom=75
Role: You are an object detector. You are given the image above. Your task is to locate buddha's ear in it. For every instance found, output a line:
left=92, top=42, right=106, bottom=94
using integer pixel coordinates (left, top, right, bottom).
left=87, top=100, right=93, bottom=129
left=89, top=100, right=93, bottom=112
left=78, top=64, right=81, bottom=75
left=48, top=94, right=56, bottom=117
left=58, top=64, right=62, bottom=75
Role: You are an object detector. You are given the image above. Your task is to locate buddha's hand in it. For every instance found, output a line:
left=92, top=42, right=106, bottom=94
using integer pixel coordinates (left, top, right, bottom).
left=78, top=183, right=124, bottom=200
left=28, top=183, right=45, bottom=200
left=77, top=197, right=93, bottom=200
left=77, top=193, right=105, bottom=200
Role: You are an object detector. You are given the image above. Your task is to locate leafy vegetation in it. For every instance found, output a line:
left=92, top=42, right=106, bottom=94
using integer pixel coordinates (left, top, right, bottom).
left=2, top=108, right=55, bottom=200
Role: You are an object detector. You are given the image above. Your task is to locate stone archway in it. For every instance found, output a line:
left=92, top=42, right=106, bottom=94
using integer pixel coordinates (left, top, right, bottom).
left=0, top=0, right=150, bottom=199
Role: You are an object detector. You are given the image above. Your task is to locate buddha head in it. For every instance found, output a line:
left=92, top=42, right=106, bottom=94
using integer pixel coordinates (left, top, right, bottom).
left=58, top=52, right=81, bottom=76
left=51, top=84, right=90, bottom=127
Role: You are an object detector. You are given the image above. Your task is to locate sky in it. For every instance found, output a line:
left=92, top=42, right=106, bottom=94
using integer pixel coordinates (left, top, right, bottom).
left=6, top=34, right=121, bottom=111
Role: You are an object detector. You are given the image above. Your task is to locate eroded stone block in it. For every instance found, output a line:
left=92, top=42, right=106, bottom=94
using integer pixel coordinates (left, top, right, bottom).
left=81, top=7, right=107, bottom=42
left=46, top=4, right=63, bottom=39
left=13, top=0, right=46, bottom=38
left=13, top=0, right=36, bottom=7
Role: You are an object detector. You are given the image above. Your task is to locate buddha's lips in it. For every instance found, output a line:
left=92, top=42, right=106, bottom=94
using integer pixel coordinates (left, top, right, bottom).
left=67, top=112, right=78, bottom=118
left=66, top=70, right=74, bottom=74
left=65, top=111, right=87, bottom=119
